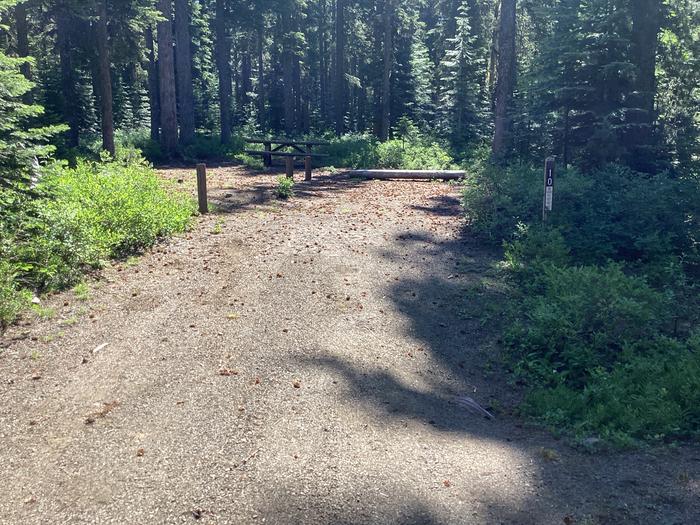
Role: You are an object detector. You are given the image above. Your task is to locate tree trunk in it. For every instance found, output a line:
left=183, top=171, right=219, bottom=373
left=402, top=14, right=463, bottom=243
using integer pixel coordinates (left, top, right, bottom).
left=56, top=10, right=80, bottom=149
left=215, top=0, right=232, bottom=143
left=491, top=0, right=516, bottom=159
left=146, top=26, right=160, bottom=142
left=95, top=0, right=115, bottom=157
left=319, top=1, right=328, bottom=127
left=157, top=0, right=179, bottom=155
left=293, top=55, right=302, bottom=131
left=241, top=36, right=253, bottom=108
left=486, top=0, right=500, bottom=103
left=379, top=1, right=393, bottom=141
left=15, top=1, right=32, bottom=103
left=257, top=24, right=265, bottom=128
left=174, top=0, right=195, bottom=144
left=631, top=0, right=660, bottom=140
left=334, top=0, right=345, bottom=135
left=282, top=36, right=295, bottom=135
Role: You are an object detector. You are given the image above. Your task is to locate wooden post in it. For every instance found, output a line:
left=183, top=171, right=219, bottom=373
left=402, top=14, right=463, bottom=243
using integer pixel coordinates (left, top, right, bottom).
left=285, top=156, right=294, bottom=179
left=305, top=144, right=312, bottom=181
left=264, top=141, right=272, bottom=167
left=542, top=156, right=555, bottom=223
left=196, top=163, right=208, bottom=214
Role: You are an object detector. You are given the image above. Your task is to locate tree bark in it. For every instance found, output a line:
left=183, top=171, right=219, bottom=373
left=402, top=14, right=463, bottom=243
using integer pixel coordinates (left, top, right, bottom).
left=157, top=0, right=179, bottom=155
left=146, top=26, right=160, bottom=142
left=491, top=0, right=516, bottom=158
left=282, top=38, right=295, bottom=135
left=174, top=0, right=195, bottom=144
left=15, top=1, right=32, bottom=103
left=631, top=0, right=660, bottom=140
left=379, top=1, right=393, bottom=141
left=56, top=9, right=80, bottom=149
left=95, top=0, right=115, bottom=156
left=240, top=35, right=253, bottom=109
left=319, top=1, right=328, bottom=127
left=486, top=0, right=500, bottom=104
left=294, top=54, right=302, bottom=132
left=215, top=0, right=232, bottom=143
left=257, top=23, right=265, bottom=128
left=333, top=0, right=345, bottom=135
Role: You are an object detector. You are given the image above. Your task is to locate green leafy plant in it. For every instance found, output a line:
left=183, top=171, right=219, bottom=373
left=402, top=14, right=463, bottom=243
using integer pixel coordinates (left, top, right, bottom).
left=320, top=133, right=380, bottom=169
left=0, top=261, right=31, bottom=329
left=0, top=153, right=195, bottom=328
left=377, top=139, right=454, bottom=170
left=275, top=176, right=295, bottom=199
left=502, top=262, right=700, bottom=446
left=234, top=153, right=265, bottom=170
left=505, top=264, right=673, bottom=387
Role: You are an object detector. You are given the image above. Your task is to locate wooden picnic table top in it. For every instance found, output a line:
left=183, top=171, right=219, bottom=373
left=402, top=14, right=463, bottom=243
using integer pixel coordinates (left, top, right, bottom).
left=243, top=137, right=332, bottom=146
left=244, top=150, right=328, bottom=158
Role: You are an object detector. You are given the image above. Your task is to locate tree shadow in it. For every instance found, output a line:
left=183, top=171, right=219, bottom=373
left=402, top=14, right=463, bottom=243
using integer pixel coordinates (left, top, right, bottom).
left=254, top=486, right=544, bottom=525
left=409, top=193, right=464, bottom=217
left=207, top=171, right=370, bottom=215
left=290, top=190, right=700, bottom=523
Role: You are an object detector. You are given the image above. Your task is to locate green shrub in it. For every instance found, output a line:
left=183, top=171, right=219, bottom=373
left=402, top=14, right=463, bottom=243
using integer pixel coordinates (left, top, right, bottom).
left=180, top=134, right=245, bottom=162
left=462, top=163, right=542, bottom=240
left=505, top=264, right=673, bottom=389
left=320, top=132, right=455, bottom=170
left=4, top=153, right=195, bottom=294
left=503, top=223, right=571, bottom=286
left=523, top=336, right=700, bottom=446
left=234, top=153, right=265, bottom=170
left=275, top=176, right=294, bottom=199
left=376, top=139, right=454, bottom=170
left=463, top=162, right=700, bottom=271
left=113, top=129, right=166, bottom=164
left=0, top=261, right=31, bottom=329
left=502, top=262, right=700, bottom=446
left=106, top=130, right=246, bottom=164
left=321, top=133, right=379, bottom=169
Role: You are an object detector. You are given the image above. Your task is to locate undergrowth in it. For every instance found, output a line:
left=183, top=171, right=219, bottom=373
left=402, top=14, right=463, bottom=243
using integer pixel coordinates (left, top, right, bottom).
left=0, top=151, right=195, bottom=328
left=321, top=120, right=455, bottom=170
left=463, top=161, right=700, bottom=447
left=275, top=176, right=295, bottom=199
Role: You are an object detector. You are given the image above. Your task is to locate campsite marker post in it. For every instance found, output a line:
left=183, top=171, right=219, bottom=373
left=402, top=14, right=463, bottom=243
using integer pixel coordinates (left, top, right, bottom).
left=543, top=156, right=555, bottom=222
left=196, top=163, right=208, bottom=214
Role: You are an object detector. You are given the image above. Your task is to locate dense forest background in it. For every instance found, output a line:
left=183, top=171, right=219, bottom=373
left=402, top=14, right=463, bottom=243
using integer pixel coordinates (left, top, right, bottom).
left=2, top=0, right=698, bottom=172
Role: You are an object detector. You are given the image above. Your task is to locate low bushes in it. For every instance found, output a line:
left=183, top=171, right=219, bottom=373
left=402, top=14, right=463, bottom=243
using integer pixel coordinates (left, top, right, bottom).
left=234, top=153, right=265, bottom=170
left=464, top=163, right=699, bottom=270
left=376, top=139, right=454, bottom=170
left=88, top=130, right=246, bottom=164
left=320, top=130, right=455, bottom=170
left=321, top=133, right=380, bottom=169
left=275, top=176, right=295, bottom=199
left=0, top=153, right=194, bottom=327
left=0, top=261, right=31, bottom=330
left=464, top=161, right=700, bottom=447
left=522, top=336, right=700, bottom=447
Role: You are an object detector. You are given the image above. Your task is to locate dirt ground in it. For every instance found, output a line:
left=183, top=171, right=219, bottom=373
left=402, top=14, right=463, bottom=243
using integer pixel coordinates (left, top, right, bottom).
left=1, top=166, right=698, bottom=524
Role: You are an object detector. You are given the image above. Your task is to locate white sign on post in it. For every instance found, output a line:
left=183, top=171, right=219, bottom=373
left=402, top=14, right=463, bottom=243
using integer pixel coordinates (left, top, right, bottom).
left=543, top=157, right=555, bottom=221
left=545, top=186, right=553, bottom=211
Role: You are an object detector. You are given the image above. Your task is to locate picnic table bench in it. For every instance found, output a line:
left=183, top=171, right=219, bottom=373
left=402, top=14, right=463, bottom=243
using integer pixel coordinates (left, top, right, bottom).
left=243, top=137, right=331, bottom=180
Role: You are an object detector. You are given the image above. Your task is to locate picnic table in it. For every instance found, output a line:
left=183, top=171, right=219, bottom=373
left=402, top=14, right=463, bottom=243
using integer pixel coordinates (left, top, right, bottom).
left=243, top=137, right=331, bottom=180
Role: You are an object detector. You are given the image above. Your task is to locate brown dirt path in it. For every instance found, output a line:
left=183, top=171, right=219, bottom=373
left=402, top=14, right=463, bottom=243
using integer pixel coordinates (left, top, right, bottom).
left=1, top=167, right=698, bottom=524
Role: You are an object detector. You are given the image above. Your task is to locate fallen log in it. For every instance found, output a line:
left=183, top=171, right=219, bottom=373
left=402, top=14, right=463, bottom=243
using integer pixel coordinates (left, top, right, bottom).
left=348, top=169, right=465, bottom=180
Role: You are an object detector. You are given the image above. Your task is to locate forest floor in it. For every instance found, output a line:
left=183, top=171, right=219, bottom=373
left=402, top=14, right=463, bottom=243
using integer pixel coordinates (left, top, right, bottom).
left=0, top=166, right=699, bottom=524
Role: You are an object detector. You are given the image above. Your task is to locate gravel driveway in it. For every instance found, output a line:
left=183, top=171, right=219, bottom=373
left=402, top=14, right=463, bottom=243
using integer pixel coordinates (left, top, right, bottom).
left=1, top=167, right=698, bottom=524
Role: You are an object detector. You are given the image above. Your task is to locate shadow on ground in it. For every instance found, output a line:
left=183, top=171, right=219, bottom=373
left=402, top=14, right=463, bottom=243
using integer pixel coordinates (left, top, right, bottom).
left=207, top=171, right=370, bottom=214
left=288, top=187, right=699, bottom=524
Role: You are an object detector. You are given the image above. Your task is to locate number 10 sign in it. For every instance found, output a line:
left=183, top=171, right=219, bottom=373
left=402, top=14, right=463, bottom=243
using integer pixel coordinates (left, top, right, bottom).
left=543, top=156, right=555, bottom=221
